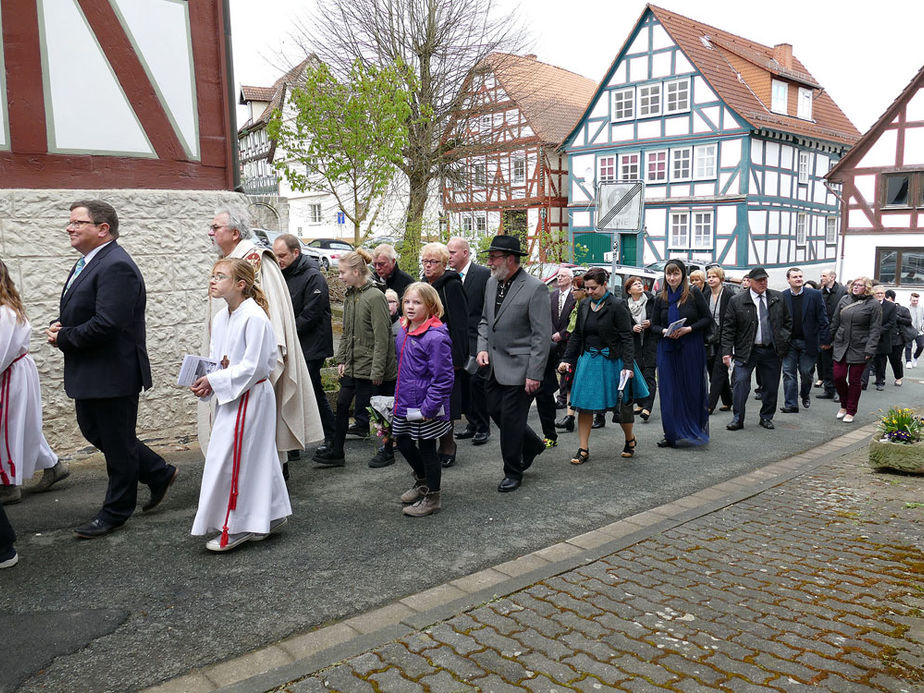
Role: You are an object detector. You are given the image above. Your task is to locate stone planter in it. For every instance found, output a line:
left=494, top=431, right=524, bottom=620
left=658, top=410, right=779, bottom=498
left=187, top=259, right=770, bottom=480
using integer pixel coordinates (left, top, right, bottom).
left=868, top=435, right=924, bottom=474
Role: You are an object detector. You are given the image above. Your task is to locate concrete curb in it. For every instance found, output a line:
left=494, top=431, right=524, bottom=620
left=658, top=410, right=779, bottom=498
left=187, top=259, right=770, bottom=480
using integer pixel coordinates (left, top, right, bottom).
left=143, top=423, right=879, bottom=693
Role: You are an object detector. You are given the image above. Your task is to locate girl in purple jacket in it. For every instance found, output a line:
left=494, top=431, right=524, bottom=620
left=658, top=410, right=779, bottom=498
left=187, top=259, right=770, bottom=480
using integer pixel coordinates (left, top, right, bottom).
left=393, top=282, right=455, bottom=517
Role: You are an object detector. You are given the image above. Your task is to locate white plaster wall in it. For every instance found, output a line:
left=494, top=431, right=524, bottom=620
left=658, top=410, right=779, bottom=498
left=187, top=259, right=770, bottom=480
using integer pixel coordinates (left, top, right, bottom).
left=0, top=188, right=245, bottom=457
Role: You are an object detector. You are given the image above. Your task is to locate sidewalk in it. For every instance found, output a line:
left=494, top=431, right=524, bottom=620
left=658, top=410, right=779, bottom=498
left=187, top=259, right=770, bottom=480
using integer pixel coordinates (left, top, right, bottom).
left=148, top=423, right=924, bottom=692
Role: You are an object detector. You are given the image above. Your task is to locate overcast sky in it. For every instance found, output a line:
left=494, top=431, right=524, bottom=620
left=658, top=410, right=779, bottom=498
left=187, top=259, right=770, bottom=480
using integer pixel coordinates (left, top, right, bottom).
left=229, top=0, right=924, bottom=135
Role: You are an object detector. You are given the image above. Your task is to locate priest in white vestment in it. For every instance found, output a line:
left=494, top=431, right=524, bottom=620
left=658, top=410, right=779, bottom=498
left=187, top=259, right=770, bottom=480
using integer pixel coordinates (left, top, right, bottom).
left=199, top=208, right=323, bottom=459
left=191, top=265, right=291, bottom=550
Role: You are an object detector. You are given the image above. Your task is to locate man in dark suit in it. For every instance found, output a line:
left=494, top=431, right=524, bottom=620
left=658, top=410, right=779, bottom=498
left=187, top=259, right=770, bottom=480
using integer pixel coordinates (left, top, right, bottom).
left=47, top=200, right=177, bottom=538
left=721, top=267, right=792, bottom=431
left=817, top=268, right=847, bottom=400
left=780, top=267, right=830, bottom=413
left=533, top=267, right=575, bottom=442
left=861, top=284, right=897, bottom=391
left=448, top=236, right=491, bottom=445
left=476, top=235, right=552, bottom=492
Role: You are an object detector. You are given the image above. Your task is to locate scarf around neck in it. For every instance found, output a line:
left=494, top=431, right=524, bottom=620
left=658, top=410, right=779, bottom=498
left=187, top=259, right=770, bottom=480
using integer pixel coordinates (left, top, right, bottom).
left=627, top=293, right=648, bottom=325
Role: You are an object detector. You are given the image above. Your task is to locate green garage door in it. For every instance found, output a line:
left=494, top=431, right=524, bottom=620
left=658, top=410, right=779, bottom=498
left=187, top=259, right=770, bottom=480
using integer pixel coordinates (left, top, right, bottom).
left=574, top=233, right=611, bottom=264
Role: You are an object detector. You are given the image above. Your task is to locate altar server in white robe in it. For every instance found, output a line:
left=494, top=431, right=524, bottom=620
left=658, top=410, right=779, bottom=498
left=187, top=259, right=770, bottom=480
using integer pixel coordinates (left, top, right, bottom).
left=191, top=259, right=291, bottom=552
left=0, top=260, right=67, bottom=506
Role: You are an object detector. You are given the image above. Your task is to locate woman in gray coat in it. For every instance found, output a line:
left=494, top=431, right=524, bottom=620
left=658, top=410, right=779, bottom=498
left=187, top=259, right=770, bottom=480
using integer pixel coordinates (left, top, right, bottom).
left=830, top=277, right=881, bottom=423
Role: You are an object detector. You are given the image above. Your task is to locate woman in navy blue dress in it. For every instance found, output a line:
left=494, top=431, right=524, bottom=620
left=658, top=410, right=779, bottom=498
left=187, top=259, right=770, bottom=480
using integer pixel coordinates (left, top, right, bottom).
left=650, top=260, right=710, bottom=447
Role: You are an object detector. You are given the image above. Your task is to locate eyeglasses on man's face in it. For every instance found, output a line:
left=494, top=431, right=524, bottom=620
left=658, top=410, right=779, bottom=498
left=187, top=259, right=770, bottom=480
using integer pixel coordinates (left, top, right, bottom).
left=66, top=220, right=98, bottom=230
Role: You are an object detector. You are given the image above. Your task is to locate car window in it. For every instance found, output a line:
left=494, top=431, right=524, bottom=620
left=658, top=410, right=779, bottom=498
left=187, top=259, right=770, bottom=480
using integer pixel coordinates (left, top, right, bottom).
left=331, top=242, right=352, bottom=251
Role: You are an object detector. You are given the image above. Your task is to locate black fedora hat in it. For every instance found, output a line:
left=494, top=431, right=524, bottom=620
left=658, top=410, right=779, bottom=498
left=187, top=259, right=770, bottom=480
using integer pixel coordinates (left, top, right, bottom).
left=483, top=234, right=528, bottom=257
left=746, top=266, right=769, bottom=280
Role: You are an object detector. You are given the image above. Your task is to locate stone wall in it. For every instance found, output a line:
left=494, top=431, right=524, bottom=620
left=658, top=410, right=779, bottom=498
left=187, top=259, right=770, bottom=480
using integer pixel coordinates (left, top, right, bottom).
left=0, top=188, right=248, bottom=457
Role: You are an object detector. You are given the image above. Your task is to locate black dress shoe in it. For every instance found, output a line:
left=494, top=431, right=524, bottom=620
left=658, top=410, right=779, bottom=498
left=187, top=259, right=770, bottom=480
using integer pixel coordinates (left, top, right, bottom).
left=802, top=398, right=811, bottom=409
left=142, top=466, right=178, bottom=512
left=497, top=477, right=521, bottom=492
left=592, top=413, right=605, bottom=429
left=779, top=406, right=799, bottom=414
left=816, top=392, right=835, bottom=400
left=759, top=418, right=775, bottom=430
left=346, top=423, right=369, bottom=438
left=454, top=427, right=476, bottom=440
left=439, top=453, right=456, bottom=468
left=726, top=421, right=744, bottom=431
left=656, top=438, right=674, bottom=448
left=313, top=448, right=345, bottom=467
left=472, top=431, right=490, bottom=445
left=73, top=518, right=123, bottom=539
left=368, top=447, right=395, bottom=468
left=555, top=414, right=575, bottom=431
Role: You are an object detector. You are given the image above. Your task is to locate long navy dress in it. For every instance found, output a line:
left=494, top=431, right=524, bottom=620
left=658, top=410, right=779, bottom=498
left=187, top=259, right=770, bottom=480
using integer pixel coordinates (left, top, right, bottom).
left=652, top=285, right=710, bottom=446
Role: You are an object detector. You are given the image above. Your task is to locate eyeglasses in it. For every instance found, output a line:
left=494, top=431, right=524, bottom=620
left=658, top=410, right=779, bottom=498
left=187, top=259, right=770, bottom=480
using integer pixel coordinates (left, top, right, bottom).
left=66, top=220, right=97, bottom=229
left=421, top=259, right=443, bottom=265
left=209, top=273, right=230, bottom=282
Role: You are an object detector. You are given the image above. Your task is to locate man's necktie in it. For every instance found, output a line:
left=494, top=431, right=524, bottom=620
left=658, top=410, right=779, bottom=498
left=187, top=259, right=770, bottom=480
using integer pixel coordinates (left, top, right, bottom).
left=758, top=293, right=771, bottom=346
left=65, top=257, right=86, bottom=293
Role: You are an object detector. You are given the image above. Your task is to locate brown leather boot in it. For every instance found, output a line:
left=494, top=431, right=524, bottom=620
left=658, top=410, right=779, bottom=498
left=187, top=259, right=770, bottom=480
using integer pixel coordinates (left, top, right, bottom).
left=400, top=477, right=427, bottom=504
left=403, top=490, right=441, bottom=517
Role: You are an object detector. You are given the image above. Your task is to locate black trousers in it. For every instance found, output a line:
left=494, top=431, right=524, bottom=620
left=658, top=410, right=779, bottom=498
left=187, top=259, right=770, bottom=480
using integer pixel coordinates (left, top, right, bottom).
left=485, top=374, right=545, bottom=481
left=707, top=351, right=733, bottom=411
left=75, top=395, right=172, bottom=524
left=887, top=344, right=905, bottom=380
left=306, top=357, right=336, bottom=441
left=459, top=366, right=490, bottom=434
left=332, top=376, right=395, bottom=453
left=0, top=503, right=14, bottom=558
left=533, top=356, right=560, bottom=439
left=861, top=355, right=887, bottom=387
left=395, top=436, right=440, bottom=491
left=731, top=346, right=781, bottom=423
left=817, top=346, right=836, bottom=395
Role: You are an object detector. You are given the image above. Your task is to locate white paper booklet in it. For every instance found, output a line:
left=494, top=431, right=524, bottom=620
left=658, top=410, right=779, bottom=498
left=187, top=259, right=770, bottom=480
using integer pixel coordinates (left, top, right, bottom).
left=664, top=317, right=687, bottom=336
left=406, top=406, right=446, bottom=421
left=177, top=355, right=221, bottom=387
left=618, top=369, right=631, bottom=391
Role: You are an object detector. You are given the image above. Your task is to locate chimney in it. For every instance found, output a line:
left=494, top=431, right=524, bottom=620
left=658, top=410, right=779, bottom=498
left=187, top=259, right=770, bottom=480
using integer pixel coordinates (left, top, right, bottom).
left=773, top=43, right=793, bottom=70
left=524, top=54, right=537, bottom=60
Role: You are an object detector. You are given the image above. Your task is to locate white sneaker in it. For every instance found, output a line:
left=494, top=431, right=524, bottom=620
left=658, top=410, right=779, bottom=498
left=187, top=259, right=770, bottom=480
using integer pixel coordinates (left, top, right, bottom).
left=252, top=516, right=288, bottom=542
left=907, top=361, right=914, bottom=369
left=206, top=532, right=255, bottom=552
left=913, top=358, right=919, bottom=368
left=0, top=550, right=18, bottom=569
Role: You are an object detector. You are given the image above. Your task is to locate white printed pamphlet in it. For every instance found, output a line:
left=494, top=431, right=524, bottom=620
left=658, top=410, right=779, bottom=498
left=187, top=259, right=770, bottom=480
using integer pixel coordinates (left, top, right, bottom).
left=664, top=317, right=687, bottom=337
left=177, top=355, right=221, bottom=387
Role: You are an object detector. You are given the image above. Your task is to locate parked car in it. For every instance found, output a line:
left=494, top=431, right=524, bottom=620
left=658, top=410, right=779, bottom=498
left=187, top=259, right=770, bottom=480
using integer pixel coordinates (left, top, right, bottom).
left=252, top=228, right=324, bottom=267
left=305, top=238, right=355, bottom=270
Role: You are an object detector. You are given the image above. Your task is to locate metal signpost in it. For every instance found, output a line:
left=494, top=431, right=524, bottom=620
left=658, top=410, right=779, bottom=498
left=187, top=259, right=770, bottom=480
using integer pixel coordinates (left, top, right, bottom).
left=595, top=180, right=645, bottom=291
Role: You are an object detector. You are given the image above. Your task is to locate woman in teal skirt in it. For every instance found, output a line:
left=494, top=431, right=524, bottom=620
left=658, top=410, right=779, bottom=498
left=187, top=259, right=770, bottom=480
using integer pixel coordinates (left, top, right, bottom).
left=558, top=268, right=648, bottom=463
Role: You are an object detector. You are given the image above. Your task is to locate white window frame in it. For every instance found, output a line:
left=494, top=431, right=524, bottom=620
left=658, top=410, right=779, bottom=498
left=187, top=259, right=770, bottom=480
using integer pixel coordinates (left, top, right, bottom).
left=637, top=83, right=662, bottom=118
left=796, top=212, right=807, bottom=246
left=618, top=152, right=640, bottom=181
left=646, top=150, right=668, bottom=183
left=693, top=143, right=717, bottom=180
left=308, top=203, right=322, bottom=224
left=825, top=216, right=837, bottom=245
left=462, top=216, right=473, bottom=233
left=669, top=211, right=690, bottom=249
left=771, top=79, right=788, bottom=114
left=797, top=151, right=810, bottom=185
left=611, top=87, right=634, bottom=122
left=797, top=87, right=813, bottom=120
left=692, top=210, right=713, bottom=250
left=512, top=155, right=526, bottom=185
left=598, top=156, right=617, bottom=183
left=665, top=78, right=690, bottom=114
left=475, top=215, right=487, bottom=233
left=671, top=147, right=692, bottom=181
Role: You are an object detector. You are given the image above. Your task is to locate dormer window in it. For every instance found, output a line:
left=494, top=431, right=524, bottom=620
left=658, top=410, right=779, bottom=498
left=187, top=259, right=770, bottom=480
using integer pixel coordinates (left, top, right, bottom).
left=771, top=79, right=788, bottom=114
left=797, top=87, right=813, bottom=120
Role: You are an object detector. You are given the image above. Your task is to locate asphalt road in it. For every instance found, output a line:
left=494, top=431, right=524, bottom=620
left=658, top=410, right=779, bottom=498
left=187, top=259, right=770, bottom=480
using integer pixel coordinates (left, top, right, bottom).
left=2, top=376, right=922, bottom=692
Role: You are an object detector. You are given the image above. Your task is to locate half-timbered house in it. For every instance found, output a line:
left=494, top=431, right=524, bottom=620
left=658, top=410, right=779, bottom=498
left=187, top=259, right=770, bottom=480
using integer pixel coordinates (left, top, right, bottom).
left=563, top=5, right=860, bottom=279
left=826, top=64, right=924, bottom=293
left=442, top=53, right=596, bottom=258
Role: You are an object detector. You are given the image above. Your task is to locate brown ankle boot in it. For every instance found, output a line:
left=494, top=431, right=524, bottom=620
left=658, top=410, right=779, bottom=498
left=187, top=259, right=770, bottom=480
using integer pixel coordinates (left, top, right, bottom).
left=400, top=477, right=427, bottom=504
left=403, top=490, right=441, bottom=517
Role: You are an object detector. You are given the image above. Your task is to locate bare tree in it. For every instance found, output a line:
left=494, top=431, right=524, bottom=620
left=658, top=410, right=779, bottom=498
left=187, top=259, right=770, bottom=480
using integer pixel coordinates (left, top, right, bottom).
left=292, top=0, right=528, bottom=265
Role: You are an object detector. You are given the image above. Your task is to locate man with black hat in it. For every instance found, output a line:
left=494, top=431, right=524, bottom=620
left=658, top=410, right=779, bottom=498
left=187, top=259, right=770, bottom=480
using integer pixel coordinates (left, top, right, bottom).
left=476, top=235, right=552, bottom=492
left=721, top=267, right=792, bottom=430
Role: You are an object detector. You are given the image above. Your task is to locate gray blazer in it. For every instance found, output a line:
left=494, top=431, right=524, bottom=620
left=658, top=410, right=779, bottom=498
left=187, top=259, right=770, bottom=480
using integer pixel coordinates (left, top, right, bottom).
left=830, top=294, right=882, bottom=364
left=477, top=268, right=552, bottom=386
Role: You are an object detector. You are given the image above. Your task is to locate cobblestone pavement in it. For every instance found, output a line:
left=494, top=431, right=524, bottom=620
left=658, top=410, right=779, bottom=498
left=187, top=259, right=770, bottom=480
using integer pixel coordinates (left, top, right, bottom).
left=277, top=445, right=923, bottom=692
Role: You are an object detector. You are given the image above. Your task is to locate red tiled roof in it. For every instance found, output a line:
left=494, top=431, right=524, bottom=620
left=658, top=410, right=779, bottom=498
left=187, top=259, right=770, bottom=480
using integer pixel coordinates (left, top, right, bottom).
left=828, top=63, right=924, bottom=180
left=647, top=4, right=860, bottom=145
left=485, top=53, right=597, bottom=146
left=239, top=86, right=275, bottom=103
left=238, top=56, right=319, bottom=131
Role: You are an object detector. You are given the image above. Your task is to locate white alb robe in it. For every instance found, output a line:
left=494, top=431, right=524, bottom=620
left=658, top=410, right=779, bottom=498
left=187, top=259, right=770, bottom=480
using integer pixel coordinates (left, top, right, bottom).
left=0, top=307, right=57, bottom=486
left=197, top=241, right=323, bottom=455
left=191, top=298, right=291, bottom=537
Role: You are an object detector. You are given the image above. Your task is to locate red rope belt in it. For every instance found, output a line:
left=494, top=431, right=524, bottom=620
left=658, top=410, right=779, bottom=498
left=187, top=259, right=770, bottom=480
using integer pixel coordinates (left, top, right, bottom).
left=0, top=352, right=28, bottom=485
left=219, top=378, right=267, bottom=548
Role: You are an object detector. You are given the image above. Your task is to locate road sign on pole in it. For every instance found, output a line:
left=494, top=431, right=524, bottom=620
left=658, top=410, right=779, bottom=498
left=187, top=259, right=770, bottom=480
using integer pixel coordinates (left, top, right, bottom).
left=595, top=180, right=645, bottom=291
